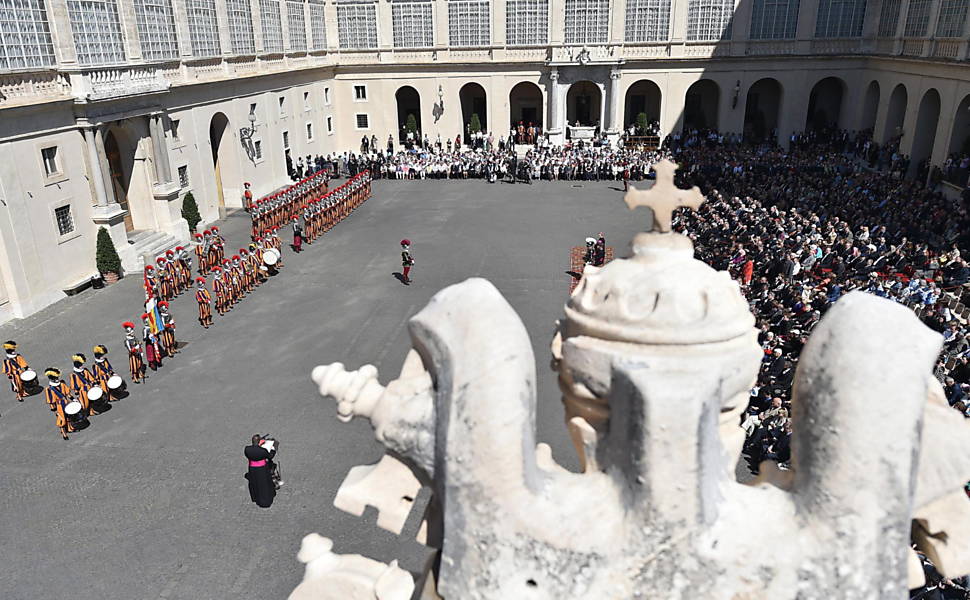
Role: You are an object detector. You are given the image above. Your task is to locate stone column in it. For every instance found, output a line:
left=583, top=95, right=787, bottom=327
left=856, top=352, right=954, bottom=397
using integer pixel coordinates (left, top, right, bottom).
left=860, top=0, right=883, bottom=52
left=377, top=0, right=393, bottom=50
left=668, top=0, right=688, bottom=57
left=94, top=126, right=115, bottom=203
left=172, top=0, right=193, bottom=58
left=148, top=114, right=173, bottom=184
left=85, top=123, right=133, bottom=269
left=118, top=0, right=142, bottom=60
left=893, top=0, right=910, bottom=54
left=46, top=0, right=78, bottom=64
left=794, top=0, right=820, bottom=54
left=548, top=70, right=564, bottom=144
left=83, top=127, right=110, bottom=207
left=214, top=0, right=233, bottom=55
left=606, top=69, right=622, bottom=137
left=730, top=0, right=754, bottom=56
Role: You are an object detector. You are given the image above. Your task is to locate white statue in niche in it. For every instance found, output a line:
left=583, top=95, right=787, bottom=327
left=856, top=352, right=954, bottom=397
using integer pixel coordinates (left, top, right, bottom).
left=297, top=160, right=970, bottom=599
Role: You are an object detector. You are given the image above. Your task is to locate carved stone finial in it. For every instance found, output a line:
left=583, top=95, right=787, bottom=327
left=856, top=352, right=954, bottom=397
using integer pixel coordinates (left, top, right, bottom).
left=623, top=159, right=704, bottom=233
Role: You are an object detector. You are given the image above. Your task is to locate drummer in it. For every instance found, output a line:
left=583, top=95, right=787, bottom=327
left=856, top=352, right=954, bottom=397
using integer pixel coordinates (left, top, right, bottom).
left=2, top=340, right=30, bottom=401
left=92, top=345, right=118, bottom=402
left=69, top=353, right=100, bottom=415
left=44, top=368, right=74, bottom=440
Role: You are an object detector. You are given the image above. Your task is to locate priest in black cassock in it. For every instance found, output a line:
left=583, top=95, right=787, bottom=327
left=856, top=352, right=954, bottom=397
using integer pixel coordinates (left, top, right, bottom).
left=245, top=434, right=277, bottom=508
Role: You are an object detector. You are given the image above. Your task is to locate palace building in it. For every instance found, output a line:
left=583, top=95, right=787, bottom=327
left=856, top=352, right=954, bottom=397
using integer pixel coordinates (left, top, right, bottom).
left=0, top=0, right=968, bottom=321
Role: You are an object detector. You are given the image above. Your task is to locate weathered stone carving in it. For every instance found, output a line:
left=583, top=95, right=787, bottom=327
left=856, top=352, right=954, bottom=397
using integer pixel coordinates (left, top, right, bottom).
left=294, top=160, right=970, bottom=599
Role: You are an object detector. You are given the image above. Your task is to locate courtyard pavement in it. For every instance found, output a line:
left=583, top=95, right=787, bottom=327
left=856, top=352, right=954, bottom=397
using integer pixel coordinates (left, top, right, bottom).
left=0, top=178, right=647, bottom=599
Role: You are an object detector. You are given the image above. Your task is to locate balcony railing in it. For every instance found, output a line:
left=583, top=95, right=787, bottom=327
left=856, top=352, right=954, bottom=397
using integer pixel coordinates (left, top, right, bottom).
left=0, top=70, right=71, bottom=107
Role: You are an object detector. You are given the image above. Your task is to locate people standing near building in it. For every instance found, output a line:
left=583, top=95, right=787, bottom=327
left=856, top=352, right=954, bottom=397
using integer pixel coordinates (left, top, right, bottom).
left=44, top=368, right=74, bottom=440
left=2, top=341, right=30, bottom=402
left=195, top=277, right=213, bottom=329
left=123, top=322, right=146, bottom=384
left=400, top=239, right=415, bottom=285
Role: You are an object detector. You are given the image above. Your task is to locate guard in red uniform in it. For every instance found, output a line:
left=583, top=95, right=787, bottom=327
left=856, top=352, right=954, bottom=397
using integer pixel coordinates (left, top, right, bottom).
left=158, top=301, right=179, bottom=356
left=123, top=322, right=146, bottom=383
left=196, top=277, right=213, bottom=328
left=400, top=239, right=415, bottom=285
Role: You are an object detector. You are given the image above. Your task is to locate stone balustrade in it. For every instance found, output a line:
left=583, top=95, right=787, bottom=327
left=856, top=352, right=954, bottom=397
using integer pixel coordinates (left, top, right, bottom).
left=745, top=40, right=796, bottom=56
left=71, top=64, right=173, bottom=101
left=932, top=39, right=962, bottom=60
left=902, top=38, right=927, bottom=57
left=0, top=70, right=71, bottom=108
left=811, top=38, right=864, bottom=54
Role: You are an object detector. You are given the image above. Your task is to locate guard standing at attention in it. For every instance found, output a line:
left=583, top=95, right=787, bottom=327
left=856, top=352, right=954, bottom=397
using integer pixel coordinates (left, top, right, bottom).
left=158, top=301, right=179, bottom=356
left=400, top=239, right=415, bottom=285
left=196, top=277, right=213, bottom=328
left=123, top=322, right=146, bottom=383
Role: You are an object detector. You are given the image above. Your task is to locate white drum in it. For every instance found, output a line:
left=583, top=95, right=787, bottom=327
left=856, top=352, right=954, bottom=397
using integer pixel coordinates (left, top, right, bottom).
left=107, top=375, right=123, bottom=390
left=20, top=369, right=36, bottom=382
left=64, top=401, right=83, bottom=416
left=86, top=386, right=103, bottom=401
left=263, top=248, right=279, bottom=266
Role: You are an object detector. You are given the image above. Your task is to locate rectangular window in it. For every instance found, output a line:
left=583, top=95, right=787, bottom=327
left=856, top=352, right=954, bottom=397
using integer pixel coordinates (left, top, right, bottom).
left=67, top=0, right=126, bottom=65
left=178, top=165, right=189, bottom=187
left=0, top=0, right=57, bottom=70
left=937, top=0, right=969, bottom=36
left=448, top=0, right=490, bottom=46
left=327, top=115, right=333, bottom=132
left=226, top=0, right=256, bottom=53
left=170, top=119, right=180, bottom=141
left=282, top=130, right=290, bottom=148
left=815, top=0, right=866, bottom=37
left=287, top=0, right=307, bottom=51
left=336, top=0, right=378, bottom=49
left=306, top=122, right=314, bottom=140
left=54, top=204, right=74, bottom=236
left=41, top=146, right=59, bottom=176
left=260, top=0, right=284, bottom=52
left=685, top=0, right=733, bottom=41
left=355, top=113, right=369, bottom=129
left=392, top=0, right=434, bottom=47
left=309, top=0, right=327, bottom=48
left=625, top=0, right=671, bottom=42
left=185, top=0, right=221, bottom=56
left=878, top=0, right=901, bottom=35
left=324, top=87, right=331, bottom=104
left=354, top=84, right=367, bottom=100
left=254, top=139, right=263, bottom=160
left=564, top=0, right=609, bottom=45
left=749, top=0, right=800, bottom=39
left=506, top=0, right=548, bottom=45
left=279, top=95, right=286, bottom=114
left=903, top=0, right=932, bottom=36
left=303, top=91, right=310, bottom=110
left=134, top=0, right=179, bottom=61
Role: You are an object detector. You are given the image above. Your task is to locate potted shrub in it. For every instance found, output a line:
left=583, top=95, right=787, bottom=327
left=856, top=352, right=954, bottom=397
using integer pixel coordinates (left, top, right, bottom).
left=181, top=191, right=202, bottom=233
left=96, top=226, right=122, bottom=284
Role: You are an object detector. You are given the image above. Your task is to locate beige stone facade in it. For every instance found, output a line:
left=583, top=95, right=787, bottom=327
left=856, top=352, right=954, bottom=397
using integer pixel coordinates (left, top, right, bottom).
left=0, top=0, right=968, bottom=321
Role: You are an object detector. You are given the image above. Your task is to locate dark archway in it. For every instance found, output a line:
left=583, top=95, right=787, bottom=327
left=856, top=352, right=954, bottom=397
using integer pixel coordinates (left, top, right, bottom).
left=623, top=79, right=662, bottom=134
left=909, top=88, right=941, bottom=179
left=509, top=81, right=543, bottom=129
left=684, top=79, right=720, bottom=132
left=395, top=86, right=422, bottom=147
left=948, top=94, right=970, bottom=156
left=806, top=77, right=845, bottom=131
left=566, top=81, right=602, bottom=129
left=459, top=82, right=488, bottom=144
left=743, top=78, right=782, bottom=143
left=883, top=83, right=908, bottom=144
left=209, top=113, right=230, bottom=210
left=860, top=81, right=880, bottom=134
left=104, top=129, right=135, bottom=232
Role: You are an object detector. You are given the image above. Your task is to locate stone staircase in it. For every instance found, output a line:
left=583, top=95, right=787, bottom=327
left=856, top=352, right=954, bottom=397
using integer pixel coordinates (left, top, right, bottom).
left=121, top=230, right=182, bottom=274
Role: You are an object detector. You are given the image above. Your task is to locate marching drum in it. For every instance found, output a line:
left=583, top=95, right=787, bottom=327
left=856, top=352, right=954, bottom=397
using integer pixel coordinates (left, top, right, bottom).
left=87, top=386, right=108, bottom=411
left=263, top=248, right=279, bottom=266
left=64, top=401, right=89, bottom=430
left=107, top=375, right=124, bottom=392
left=19, top=369, right=40, bottom=394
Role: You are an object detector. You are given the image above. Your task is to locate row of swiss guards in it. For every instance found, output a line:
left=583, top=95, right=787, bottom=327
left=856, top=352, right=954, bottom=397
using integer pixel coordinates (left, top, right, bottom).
left=192, top=226, right=227, bottom=276
left=248, top=170, right=330, bottom=239
left=194, top=235, right=284, bottom=322
left=291, top=170, right=372, bottom=253
left=122, top=299, right=179, bottom=384
left=143, top=247, right=196, bottom=302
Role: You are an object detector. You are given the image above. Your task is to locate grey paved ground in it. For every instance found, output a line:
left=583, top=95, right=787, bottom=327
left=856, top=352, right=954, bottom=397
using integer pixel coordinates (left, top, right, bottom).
left=0, top=178, right=645, bottom=599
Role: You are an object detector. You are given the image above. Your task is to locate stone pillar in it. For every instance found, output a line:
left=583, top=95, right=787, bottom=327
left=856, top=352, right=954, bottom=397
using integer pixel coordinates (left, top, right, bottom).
left=94, top=126, right=115, bottom=204
left=668, top=0, right=688, bottom=58
left=730, top=0, right=754, bottom=56
left=606, top=69, right=622, bottom=138
left=148, top=114, right=173, bottom=184
left=83, top=127, right=109, bottom=207
left=860, top=0, right=882, bottom=52
left=85, top=124, right=133, bottom=270
left=377, top=0, right=393, bottom=50
left=794, top=0, right=820, bottom=54
left=118, top=0, right=142, bottom=60
left=548, top=70, right=564, bottom=145
left=252, top=0, right=265, bottom=53
left=214, top=0, right=233, bottom=55
left=548, top=0, right=565, bottom=45
left=46, top=0, right=78, bottom=64
left=893, top=0, right=910, bottom=54
left=609, top=0, right=626, bottom=46
left=172, top=0, right=193, bottom=58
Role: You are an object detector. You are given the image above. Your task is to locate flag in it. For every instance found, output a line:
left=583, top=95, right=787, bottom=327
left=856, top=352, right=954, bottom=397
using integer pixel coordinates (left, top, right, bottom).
left=144, top=298, right=162, bottom=335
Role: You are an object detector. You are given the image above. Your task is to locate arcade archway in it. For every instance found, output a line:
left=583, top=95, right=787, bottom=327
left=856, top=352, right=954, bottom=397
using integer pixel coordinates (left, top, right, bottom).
left=395, top=86, right=422, bottom=147
left=743, top=78, right=782, bottom=143
left=684, top=79, right=720, bottom=132
left=509, top=81, right=543, bottom=130
left=948, top=94, right=970, bottom=156
left=806, top=77, right=845, bottom=131
left=459, top=82, right=488, bottom=144
left=860, top=81, right=880, bottom=133
left=623, top=79, right=662, bottom=133
left=566, top=81, right=603, bottom=129
left=883, top=83, right=908, bottom=143
left=909, top=88, right=941, bottom=179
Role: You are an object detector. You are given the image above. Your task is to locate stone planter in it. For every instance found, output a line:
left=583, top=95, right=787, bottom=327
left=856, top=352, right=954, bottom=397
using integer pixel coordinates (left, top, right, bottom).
left=102, top=271, right=120, bottom=285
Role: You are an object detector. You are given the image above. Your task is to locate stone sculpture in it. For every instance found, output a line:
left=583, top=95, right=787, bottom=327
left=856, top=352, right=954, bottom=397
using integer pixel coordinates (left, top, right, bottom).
left=296, top=160, right=970, bottom=599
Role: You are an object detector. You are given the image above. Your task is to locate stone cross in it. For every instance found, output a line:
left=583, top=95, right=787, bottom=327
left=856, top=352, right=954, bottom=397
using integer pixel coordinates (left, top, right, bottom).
left=624, top=159, right=705, bottom=233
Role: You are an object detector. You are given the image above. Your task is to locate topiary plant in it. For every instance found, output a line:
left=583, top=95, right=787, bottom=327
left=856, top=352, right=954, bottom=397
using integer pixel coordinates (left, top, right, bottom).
left=405, top=113, right=418, bottom=136
left=469, top=112, right=482, bottom=134
left=96, top=226, right=121, bottom=277
left=636, top=112, right=648, bottom=134
left=181, top=191, right=202, bottom=233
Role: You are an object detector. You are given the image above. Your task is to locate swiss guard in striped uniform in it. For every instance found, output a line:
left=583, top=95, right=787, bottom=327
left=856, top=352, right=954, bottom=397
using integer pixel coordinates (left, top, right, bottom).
left=123, top=322, right=146, bottom=383
left=2, top=340, right=30, bottom=401
left=92, top=344, right=119, bottom=402
left=196, top=277, right=213, bottom=328
left=193, top=233, right=207, bottom=274
left=142, top=313, right=163, bottom=371
left=211, top=266, right=226, bottom=315
left=44, top=368, right=74, bottom=439
left=69, top=353, right=99, bottom=415
left=158, top=301, right=179, bottom=356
